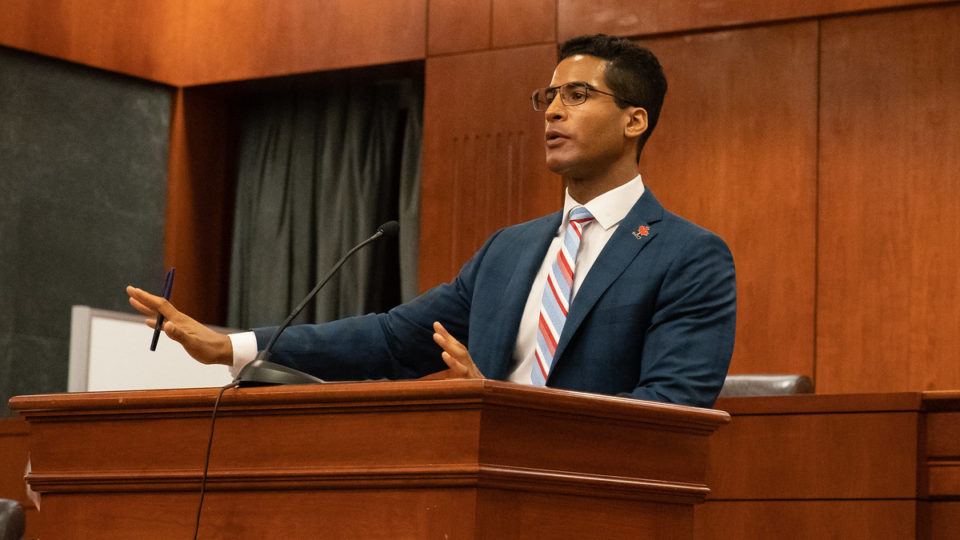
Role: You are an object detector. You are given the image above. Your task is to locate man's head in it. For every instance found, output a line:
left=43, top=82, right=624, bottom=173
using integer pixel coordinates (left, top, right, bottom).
left=541, top=34, right=667, bottom=168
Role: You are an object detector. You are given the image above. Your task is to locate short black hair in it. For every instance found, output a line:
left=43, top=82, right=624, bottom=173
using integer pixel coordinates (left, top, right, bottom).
left=558, top=34, right=667, bottom=161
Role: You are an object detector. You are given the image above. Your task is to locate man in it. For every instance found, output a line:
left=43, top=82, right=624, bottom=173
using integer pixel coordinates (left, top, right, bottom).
left=128, top=34, right=736, bottom=408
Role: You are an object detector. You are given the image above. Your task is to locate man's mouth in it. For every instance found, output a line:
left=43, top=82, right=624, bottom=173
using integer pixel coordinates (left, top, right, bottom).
left=545, top=130, right=568, bottom=146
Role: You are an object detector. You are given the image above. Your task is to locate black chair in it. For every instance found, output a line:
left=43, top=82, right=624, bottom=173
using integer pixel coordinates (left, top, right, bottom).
left=0, top=499, right=24, bottom=540
left=719, top=374, right=814, bottom=398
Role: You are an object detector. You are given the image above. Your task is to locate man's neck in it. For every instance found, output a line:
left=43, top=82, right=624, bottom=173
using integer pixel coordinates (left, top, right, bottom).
left=564, top=159, right=640, bottom=204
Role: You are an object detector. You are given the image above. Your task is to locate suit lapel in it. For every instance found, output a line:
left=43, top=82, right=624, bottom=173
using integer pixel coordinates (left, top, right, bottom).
left=551, top=190, right=665, bottom=368
left=485, top=213, right=560, bottom=379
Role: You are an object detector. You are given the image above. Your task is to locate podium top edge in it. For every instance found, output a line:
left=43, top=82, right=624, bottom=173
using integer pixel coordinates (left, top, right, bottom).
left=9, top=379, right=729, bottom=429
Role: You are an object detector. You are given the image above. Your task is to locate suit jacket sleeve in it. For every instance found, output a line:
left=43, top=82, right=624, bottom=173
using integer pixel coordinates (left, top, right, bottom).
left=251, top=230, right=504, bottom=381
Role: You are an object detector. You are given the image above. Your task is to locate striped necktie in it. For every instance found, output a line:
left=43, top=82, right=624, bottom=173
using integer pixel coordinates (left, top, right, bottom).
left=532, top=206, right=595, bottom=385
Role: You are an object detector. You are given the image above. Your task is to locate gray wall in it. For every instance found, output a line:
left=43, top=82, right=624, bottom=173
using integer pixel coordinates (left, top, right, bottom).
left=0, top=47, right=171, bottom=415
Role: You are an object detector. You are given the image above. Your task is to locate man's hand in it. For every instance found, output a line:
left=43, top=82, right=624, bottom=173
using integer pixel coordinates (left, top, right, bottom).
left=126, top=285, right=233, bottom=366
left=431, top=322, right=484, bottom=379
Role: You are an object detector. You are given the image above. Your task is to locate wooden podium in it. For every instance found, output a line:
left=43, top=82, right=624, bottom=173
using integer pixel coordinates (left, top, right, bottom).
left=9, top=380, right=729, bottom=539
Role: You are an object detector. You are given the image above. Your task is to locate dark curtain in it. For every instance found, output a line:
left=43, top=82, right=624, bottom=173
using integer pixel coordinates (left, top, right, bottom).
left=227, top=78, right=422, bottom=329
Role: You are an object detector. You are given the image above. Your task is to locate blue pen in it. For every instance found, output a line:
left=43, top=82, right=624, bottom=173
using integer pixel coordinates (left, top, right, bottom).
left=150, top=268, right=175, bottom=351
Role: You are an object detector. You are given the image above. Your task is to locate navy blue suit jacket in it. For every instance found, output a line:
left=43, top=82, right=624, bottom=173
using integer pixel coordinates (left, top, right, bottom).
left=254, top=189, right=736, bottom=408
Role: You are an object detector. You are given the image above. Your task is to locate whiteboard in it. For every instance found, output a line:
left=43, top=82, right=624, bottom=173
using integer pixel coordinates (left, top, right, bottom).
left=68, top=306, right=236, bottom=392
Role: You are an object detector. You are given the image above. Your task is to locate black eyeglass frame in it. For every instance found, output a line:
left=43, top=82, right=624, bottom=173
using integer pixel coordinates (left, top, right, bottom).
left=530, top=82, right=640, bottom=111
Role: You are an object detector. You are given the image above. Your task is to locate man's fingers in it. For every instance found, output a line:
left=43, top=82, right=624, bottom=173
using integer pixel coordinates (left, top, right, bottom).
left=439, top=350, right=454, bottom=368
left=440, top=351, right=465, bottom=374
left=162, top=321, right=193, bottom=350
left=432, top=322, right=449, bottom=348
left=433, top=322, right=484, bottom=380
left=433, top=322, right=466, bottom=355
left=127, top=285, right=180, bottom=320
left=126, top=285, right=160, bottom=309
left=128, top=295, right=156, bottom=317
left=434, top=323, right=464, bottom=370
left=163, top=321, right=180, bottom=341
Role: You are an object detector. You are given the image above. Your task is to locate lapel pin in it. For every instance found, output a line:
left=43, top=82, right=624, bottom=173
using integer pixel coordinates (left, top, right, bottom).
left=632, top=225, right=651, bottom=239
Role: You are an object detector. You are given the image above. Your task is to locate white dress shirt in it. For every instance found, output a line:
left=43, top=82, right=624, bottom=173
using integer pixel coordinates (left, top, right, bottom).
left=229, top=174, right=646, bottom=380
left=507, top=174, right=645, bottom=383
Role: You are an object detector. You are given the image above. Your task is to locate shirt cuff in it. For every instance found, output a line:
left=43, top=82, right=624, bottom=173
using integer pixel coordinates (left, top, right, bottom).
left=228, top=331, right=259, bottom=378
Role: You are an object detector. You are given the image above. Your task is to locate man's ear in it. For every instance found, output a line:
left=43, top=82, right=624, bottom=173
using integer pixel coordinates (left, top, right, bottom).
left=624, top=107, right=648, bottom=139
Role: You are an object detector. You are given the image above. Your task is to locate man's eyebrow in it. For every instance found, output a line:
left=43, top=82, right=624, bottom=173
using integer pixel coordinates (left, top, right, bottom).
left=556, top=81, right=593, bottom=88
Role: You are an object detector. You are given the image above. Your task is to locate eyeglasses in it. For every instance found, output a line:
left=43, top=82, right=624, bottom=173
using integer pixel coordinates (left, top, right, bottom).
left=530, top=82, right=637, bottom=111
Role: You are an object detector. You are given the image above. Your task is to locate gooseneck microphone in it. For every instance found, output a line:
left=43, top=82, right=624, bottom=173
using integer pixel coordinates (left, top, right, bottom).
left=233, top=220, right=400, bottom=386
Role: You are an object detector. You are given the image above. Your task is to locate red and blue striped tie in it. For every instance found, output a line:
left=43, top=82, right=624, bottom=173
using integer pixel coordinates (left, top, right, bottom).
left=532, top=206, right=595, bottom=385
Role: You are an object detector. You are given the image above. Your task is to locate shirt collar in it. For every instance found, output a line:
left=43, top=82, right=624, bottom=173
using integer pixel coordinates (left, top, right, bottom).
left=559, top=173, right=645, bottom=232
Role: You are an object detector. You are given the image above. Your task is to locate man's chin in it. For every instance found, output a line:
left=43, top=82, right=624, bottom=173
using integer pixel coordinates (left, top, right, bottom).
left=545, top=155, right=573, bottom=176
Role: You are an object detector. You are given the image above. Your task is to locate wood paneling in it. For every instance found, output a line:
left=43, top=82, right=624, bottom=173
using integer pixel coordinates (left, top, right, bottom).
left=695, top=392, right=960, bottom=539
left=492, top=0, right=557, bottom=48
left=638, top=23, right=819, bottom=377
left=482, top=490, right=692, bottom=539
left=0, top=0, right=426, bottom=86
left=0, top=419, right=28, bottom=502
left=558, top=0, right=957, bottom=40
left=176, top=0, right=426, bottom=86
left=420, top=44, right=560, bottom=289
left=926, top=407, right=960, bottom=499
left=0, top=418, right=30, bottom=504
left=11, top=381, right=726, bottom=537
left=428, top=0, right=491, bottom=55
left=706, top=411, right=920, bottom=499
left=716, top=391, right=922, bottom=415
left=39, top=490, right=475, bottom=539
left=930, top=502, right=960, bottom=540
left=0, top=0, right=182, bottom=84
left=694, top=500, right=920, bottom=540
left=0, top=418, right=36, bottom=537
left=429, top=0, right=558, bottom=54
left=926, top=411, right=960, bottom=457
left=817, top=4, right=960, bottom=393
left=164, top=88, right=237, bottom=325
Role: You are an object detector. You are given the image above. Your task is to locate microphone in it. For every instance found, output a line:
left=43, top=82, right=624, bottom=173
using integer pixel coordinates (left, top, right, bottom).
left=233, top=220, right=400, bottom=386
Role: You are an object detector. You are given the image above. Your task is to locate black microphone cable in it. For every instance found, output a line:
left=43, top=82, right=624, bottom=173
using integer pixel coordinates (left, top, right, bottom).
left=193, top=379, right=240, bottom=540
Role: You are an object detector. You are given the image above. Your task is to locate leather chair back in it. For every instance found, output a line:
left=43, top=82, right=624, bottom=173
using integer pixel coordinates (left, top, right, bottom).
left=0, top=499, right=24, bottom=540
left=719, top=374, right=814, bottom=398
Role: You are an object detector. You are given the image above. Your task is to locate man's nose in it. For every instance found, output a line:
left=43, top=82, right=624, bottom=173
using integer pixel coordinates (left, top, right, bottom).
left=544, top=93, right=566, bottom=120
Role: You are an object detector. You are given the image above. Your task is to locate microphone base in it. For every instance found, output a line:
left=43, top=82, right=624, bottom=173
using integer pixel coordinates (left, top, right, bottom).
left=234, top=352, right=325, bottom=387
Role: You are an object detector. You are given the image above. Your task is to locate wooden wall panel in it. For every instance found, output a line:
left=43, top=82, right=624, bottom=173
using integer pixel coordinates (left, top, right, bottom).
left=492, top=0, right=557, bottom=48
left=930, top=502, right=960, bottom=540
left=0, top=0, right=427, bottom=86
left=637, top=23, right=819, bottom=377
left=558, top=0, right=957, bottom=40
left=177, top=0, right=426, bottom=86
left=926, top=412, right=960, bottom=457
left=428, top=0, right=556, bottom=55
left=0, top=418, right=28, bottom=501
left=817, top=4, right=960, bottom=393
left=420, top=45, right=560, bottom=289
left=164, top=88, right=237, bottom=325
left=428, top=0, right=491, bottom=55
left=705, top=411, right=920, bottom=499
left=0, top=0, right=182, bottom=84
left=694, top=500, right=920, bottom=540
left=0, top=418, right=36, bottom=537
